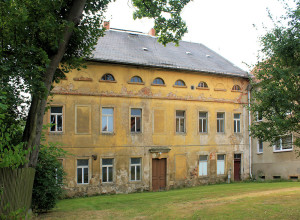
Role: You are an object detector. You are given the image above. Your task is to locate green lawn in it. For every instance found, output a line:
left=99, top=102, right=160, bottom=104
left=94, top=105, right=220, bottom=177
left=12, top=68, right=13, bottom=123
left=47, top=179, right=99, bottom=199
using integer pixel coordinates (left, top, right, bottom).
left=38, top=182, right=300, bottom=220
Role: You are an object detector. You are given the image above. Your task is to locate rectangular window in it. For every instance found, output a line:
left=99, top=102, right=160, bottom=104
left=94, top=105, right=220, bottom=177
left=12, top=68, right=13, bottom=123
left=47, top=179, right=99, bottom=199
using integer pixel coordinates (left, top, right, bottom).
left=199, top=155, right=208, bottom=176
left=50, top=106, right=63, bottom=132
left=256, top=111, right=263, bottom=121
left=102, top=108, right=114, bottom=133
left=274, top=135, right=293, bottom=152
left=217, top=155, right=225, bottom=175
left=131, top=109, right=142, bottom=132
left=130, top=158, right=141, bottom=181
left=102, top=158, right=113, bottom=183
left=217, top=113, right=225, bottom=133
left=199, top=112, right=208, bottom=133
left=258, top=140, right=263, bottom=153
left=234, top=113, right=241, bottom=133
left=77, top=159, right=89, bottom=184
left=176, top=110, right=185, bottom=133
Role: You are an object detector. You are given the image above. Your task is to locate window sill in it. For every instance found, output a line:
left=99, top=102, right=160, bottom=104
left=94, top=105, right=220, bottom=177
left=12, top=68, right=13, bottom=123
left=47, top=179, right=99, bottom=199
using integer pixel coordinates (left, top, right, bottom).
left=176, top=132, right=186, bottom=136
left=131, top=132, right=142, bottom=135
left=217, top=132, right=225, bottom=134
left=214, top=88, right=227, bottom=92
left=76, top=183, right=89, bottom=186
left=151, top=83, right=166, bottom=87
left=196, top=87, right=209, bottom=90
left=273, top=149, right=293, bottom=153
left=173, top=85, right=187, bottom=88
left=101, top=132, right=115, bottom=135
left=199, top=132, right=208, bottom=135
left=231, top=90, right=242, bottom=93
left=127, top=82, right=145, bottom=85
left=257, top=152, right=263, bottom=155
left=49, top=131, right=64, bottom=135
left=99, top=80, right=117, bottom=83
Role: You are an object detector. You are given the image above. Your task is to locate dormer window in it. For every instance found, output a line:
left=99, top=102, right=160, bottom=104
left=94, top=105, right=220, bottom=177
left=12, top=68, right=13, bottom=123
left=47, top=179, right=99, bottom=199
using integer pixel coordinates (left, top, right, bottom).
left=198, top=81, right=208, bottom=88
left=232, top=85, right=241, bottom=91
left=130, top=76, right=143, bottom=83
left=152, top=78, right=165, bottom=85
left=175, top=80, right=186, bottom=87
left=101, top=73, right=115, bottom=81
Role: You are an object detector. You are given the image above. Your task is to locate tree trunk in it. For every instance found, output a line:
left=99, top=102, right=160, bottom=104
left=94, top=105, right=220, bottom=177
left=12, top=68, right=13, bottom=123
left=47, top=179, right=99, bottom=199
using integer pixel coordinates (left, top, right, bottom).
left=22, top=0, right=87, bottom=168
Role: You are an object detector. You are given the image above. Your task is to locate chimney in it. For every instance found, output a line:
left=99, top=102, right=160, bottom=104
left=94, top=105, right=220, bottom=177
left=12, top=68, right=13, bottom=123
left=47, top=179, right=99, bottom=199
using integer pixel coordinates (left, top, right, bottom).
left=148, top=28, right=156, bottom=36
left=104, top=21, right=110, bottom=30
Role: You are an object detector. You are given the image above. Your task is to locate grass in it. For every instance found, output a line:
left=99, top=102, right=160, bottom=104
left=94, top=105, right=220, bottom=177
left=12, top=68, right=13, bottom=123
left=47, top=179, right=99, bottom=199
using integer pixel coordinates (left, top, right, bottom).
left=38, top=181, right=300, bottom=219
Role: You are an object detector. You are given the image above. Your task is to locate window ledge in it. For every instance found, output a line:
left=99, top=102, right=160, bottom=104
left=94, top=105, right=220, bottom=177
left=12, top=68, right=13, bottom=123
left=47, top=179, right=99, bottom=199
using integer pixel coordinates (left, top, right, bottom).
left=231, top=90, right=242, bottom=93
left=127, top=82, right=145, bottom=85
left=49, top=131, right=64, bottom=135
left=199, top=132, right=208, bottom=135
left=173, top=85, right=187, bottom=88
left=99, top=80, right=117, bottom=83
left=214, top=88, right=227, bottom=92
left=131, top=132, right=142, bottom=135
left=101, top=132, right=115, bottom=135
left=196, top=87, right=209, bottom=90
left=151, top=83, right=166, bottom=87
left=217, top=132, right=225, bottom=134
left=257, top=152, right=263, bottom=155
left=273, top=149, right=293, bottom=153
left=176, top=132, right=186, bottom=136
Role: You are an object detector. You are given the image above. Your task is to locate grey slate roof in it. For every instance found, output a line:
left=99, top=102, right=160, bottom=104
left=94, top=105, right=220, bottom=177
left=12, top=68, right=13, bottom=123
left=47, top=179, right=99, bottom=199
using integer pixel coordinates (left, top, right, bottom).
left=91, top=29, right=248, bottom=78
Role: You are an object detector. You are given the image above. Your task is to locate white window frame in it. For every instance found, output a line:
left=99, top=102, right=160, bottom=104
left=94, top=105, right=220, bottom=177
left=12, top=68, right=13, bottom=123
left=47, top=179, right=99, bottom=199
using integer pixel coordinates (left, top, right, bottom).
left=77, top=159, right=89, bottom=184
left=176, top=110, right=186, bottom=133
left=131, top=108, right=142, bottom=133
left=102, top=158, right=114, bottom=183
left=273, top=135, right=293, bottom=152
left=130, top=158, right=141, bottom=181
left=199, top=155, right=208, bottom=176
left=217, top=112, right=225, bottom=133
left=257, top=139, right=263, bottom=153
left=233, top=113, right=241, bottom=133
left=217, top=154, right=225, bottom=175
left=101, top=107, right=114, bottom=133
left=50, top=106, right=63, bottom=132
left=199, top=112, right=208, bottom=133
left=256, top=111, right=263, bottom=122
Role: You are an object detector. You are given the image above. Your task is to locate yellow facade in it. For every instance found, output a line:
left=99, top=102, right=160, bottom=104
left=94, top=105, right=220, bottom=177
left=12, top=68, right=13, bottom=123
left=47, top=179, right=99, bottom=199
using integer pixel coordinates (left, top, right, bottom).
left=45, top=62, right=250, bottom=196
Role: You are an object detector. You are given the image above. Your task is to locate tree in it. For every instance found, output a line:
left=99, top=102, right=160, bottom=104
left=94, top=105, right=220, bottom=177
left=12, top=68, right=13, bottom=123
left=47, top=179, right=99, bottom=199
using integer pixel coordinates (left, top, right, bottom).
left=0, top=0, right=191, bottom=214
left=250, top=0, right=300, bottom=148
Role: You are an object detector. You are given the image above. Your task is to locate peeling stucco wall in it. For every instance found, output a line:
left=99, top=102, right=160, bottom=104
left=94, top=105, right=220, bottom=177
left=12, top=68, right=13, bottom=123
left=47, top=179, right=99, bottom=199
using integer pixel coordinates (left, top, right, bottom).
left=45, top=62, right=250, bottom=197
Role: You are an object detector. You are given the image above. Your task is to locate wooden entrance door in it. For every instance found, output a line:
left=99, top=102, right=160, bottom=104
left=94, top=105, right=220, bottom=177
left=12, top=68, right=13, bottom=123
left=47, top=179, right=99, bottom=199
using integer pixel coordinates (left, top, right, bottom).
left=152, top=158, right=166, bottom=191
left=234, top=154, right=241, bottom=181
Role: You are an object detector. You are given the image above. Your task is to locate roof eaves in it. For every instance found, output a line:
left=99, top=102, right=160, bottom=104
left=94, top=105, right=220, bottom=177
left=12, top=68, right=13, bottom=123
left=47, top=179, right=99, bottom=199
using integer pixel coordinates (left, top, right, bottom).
left=86, top=58, right=249, bottom=79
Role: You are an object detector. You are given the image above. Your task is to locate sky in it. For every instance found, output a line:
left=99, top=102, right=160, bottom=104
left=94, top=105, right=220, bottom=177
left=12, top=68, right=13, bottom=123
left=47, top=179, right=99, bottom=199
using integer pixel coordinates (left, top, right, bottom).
left=104, top=0, right=294, bottom=72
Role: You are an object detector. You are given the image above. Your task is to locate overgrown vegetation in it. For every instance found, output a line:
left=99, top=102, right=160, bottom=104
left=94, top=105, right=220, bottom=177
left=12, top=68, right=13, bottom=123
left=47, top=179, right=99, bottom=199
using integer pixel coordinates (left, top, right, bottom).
left=250, top=0, right=300, bottom=147
left=32, top=143, right=67, bottom=213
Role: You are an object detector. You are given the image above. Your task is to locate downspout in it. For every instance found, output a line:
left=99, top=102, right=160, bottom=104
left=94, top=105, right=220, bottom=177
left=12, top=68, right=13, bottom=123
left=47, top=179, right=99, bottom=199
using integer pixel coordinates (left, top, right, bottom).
left=247, top=85, right=253, bottom=179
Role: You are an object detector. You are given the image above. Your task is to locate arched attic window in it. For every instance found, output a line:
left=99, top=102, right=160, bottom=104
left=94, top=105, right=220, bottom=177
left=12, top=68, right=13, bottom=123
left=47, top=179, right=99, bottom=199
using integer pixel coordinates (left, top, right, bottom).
left=101, top=73, right=115, bottom=81
left=198, top=81, right=208, bottom=88
left=175, top=80, right=186, bottom=86
left=130, top=76, right=143, bottom=83
left=152, top=77, right=165, bottom=85
left=232, top=85, right=241, bottom=91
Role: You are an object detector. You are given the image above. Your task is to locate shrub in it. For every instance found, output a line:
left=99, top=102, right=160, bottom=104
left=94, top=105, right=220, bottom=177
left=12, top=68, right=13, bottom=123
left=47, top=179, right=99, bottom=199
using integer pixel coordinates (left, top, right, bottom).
left=32, top=143, right=67, bottom=213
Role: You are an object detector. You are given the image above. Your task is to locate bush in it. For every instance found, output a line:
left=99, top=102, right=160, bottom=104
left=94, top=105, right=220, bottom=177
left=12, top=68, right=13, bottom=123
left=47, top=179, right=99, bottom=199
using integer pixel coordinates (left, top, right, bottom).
left=32, top=143, right=67, bottom=213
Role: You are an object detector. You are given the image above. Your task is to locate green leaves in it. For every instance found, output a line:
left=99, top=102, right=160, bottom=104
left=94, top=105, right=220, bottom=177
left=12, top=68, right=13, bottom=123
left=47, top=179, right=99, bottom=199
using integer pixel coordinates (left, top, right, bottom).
left=132, top=0, right=190, bottom=45
left=250, top=0, right=300, bottom=147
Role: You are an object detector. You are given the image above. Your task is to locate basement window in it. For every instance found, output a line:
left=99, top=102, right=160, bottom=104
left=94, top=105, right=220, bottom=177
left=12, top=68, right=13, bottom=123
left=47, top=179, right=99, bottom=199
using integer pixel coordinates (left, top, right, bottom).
left=289, top=176, right=298, bottom=180
left=273, top=176, right=281, bottom=180
left=259, top=176, right=265, bottom=180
